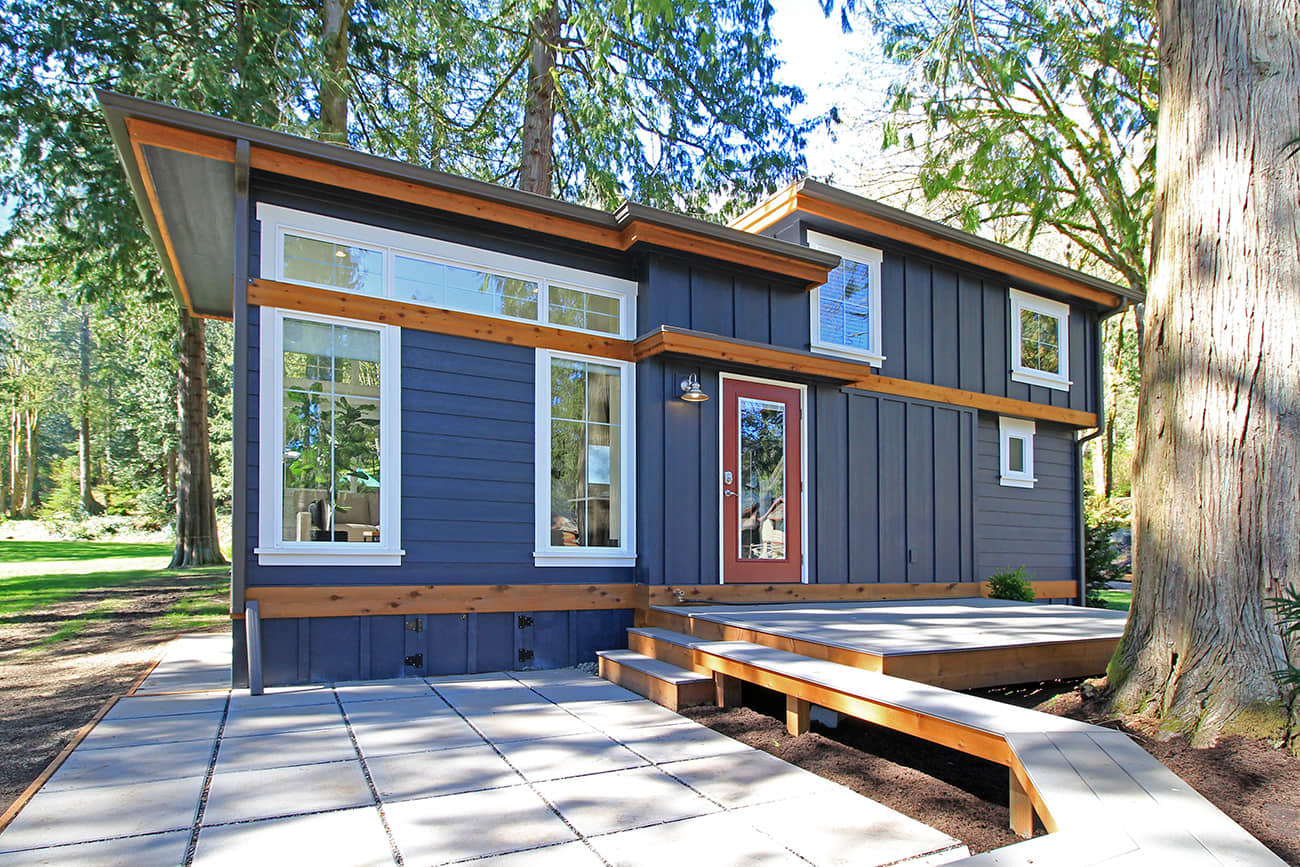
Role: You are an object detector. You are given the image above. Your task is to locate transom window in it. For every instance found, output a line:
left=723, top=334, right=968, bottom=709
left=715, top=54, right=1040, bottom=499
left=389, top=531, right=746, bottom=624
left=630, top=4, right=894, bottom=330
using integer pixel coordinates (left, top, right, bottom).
left=259, top=204, right=637, bottom=339
left=1009, top=289, right=1071, bottom=391
left=807, top=230, right=884, bottom=366
left=257, top=308, right=403, bottom=566
left=999, top=417, right=1036, bottom=488
left=534, top=349, right=636, bottom=567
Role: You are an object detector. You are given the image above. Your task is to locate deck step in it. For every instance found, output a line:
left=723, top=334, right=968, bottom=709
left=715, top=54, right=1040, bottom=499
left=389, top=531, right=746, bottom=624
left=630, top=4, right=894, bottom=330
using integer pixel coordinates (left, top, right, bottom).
left=626, top=627, right=710, bottom=672
left=597, top=649, right=714, bottom=712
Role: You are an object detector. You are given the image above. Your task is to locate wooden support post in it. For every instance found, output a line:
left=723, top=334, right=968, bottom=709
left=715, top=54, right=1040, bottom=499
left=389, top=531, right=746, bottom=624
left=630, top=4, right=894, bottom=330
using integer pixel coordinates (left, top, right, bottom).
left=1009, top=767, right=1034, bottom=838
left=786, top=696, right=811, bottom=736
left=714, top=671, right=742, bottom=708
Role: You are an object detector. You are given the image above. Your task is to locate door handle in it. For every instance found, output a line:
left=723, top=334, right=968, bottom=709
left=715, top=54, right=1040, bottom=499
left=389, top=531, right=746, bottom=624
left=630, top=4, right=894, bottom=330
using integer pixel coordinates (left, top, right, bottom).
left=724, top=490, right=738, bottom=497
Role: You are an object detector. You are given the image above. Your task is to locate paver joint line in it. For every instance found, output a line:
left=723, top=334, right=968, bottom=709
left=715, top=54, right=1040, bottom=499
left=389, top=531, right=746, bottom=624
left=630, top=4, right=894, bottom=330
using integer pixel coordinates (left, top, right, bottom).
left=334, top=690, right=407, bottom=866
left=181, top=692, right=231, bottom=866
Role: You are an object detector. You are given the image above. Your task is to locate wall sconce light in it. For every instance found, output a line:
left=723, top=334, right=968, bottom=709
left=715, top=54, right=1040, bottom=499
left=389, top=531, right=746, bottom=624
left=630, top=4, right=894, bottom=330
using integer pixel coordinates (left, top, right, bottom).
left=679, top=373, right=709, bottom=402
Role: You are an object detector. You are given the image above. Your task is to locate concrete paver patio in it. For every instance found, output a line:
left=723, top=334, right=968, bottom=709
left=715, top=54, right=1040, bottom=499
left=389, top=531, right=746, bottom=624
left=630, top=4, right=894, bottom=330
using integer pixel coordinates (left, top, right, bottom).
left=0, top=634, right=970, bottom=866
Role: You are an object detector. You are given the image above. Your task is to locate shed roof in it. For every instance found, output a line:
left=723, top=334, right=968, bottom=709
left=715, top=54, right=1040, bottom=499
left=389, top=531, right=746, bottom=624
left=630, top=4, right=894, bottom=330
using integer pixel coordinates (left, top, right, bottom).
left=97, top=91, right=839, bottom=319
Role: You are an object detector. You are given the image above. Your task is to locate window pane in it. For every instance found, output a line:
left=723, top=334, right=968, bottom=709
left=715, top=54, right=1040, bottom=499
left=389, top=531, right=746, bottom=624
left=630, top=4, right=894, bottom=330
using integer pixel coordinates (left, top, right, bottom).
left=548, top=286, right=622, bottom=334
left=281, top=317, right=383, bottom=544
left=1020, top=309, right=1061, bottom=375
left=1009, top=437, right=1025, bottom=473
left=820, top=259, right=872, bottom=351
left=393, top=254, right=539, bottom=321
left=283, top=234, right=382, bottom=296
left=549, top=357, right=622, bottom=548
left=738, top=398, right=786, bottom=561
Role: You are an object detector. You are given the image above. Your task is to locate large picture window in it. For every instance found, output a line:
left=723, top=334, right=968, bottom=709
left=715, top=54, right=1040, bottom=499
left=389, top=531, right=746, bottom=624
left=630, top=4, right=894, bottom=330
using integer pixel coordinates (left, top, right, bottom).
left=257, top=309, right=402, bottom=566
left=534, top=350, right=636, bottom=567
left=807, top=231, right=885, bottom=366
left=1009, top=289, right=1071, bottom=391
left=259, top=204, right=637, bottom=339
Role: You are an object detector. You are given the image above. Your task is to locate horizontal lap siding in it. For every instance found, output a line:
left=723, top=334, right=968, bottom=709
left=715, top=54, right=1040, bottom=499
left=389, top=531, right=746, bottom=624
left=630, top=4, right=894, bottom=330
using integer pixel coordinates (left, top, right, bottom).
left=974, top=414, right=1078, bottom=582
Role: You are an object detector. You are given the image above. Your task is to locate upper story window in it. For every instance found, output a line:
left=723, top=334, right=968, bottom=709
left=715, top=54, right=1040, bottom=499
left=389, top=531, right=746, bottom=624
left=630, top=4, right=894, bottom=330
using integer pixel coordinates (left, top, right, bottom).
left=258, top=204, right=637, bottom=339
left=534, top=349, right=636, bottom=567
left=999, top=417, right=1036, bottom=488
left=1009, top=289, right=1071, bottom=391
left=257, top=308, right=403, bottom=566
left=806, top=230, right=884, bottom=367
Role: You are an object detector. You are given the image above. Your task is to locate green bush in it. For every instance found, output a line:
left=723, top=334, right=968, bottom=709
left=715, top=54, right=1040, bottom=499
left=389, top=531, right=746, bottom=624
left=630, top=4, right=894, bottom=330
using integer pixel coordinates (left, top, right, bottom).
left=1267, top=586, right=1300, bottom=690
left=1084, top=519, right=1126, bottom=605
left=987, top=567, right=1035, bottom=602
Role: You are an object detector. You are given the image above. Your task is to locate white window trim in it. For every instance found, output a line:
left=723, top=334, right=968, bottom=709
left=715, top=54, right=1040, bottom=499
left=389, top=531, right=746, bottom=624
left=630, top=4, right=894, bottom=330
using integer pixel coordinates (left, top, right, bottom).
left=806, top=230, right=885, bottom=367
left=255, top=307, right=404, bottom=566
left=533, top=348, right=637, bottom=567
left=257, top=203, right=639, bottom=340
left=999, top=416, right=1037, bottom=488
left=1009, top=288, right=1072, bottom=391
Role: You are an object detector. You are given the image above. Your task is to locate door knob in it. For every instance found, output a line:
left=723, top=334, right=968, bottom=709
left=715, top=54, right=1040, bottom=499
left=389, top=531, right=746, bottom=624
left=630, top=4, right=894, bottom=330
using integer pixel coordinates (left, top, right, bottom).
left=724, top=490, right=738, bottom=497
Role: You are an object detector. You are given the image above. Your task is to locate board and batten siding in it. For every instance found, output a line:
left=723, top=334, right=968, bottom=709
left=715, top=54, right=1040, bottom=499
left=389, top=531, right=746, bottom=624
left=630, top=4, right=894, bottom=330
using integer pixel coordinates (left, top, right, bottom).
left=756, top=215, right=1100, bottom=417
left=974, top=414, right=1078, bottom=582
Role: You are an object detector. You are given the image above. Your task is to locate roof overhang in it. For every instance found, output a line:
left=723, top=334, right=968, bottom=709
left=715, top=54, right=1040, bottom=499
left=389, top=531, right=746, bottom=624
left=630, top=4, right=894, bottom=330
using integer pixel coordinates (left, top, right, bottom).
left=98, top=91, right=839, bottom=319
left=731, top=178, right=1144, bottom=311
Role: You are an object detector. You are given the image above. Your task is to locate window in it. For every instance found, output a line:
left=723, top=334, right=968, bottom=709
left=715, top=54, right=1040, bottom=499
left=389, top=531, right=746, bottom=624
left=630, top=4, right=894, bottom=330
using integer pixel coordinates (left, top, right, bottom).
left=259, top=204, right=637, bottom=338
left=999, top=417, right=1036, bottom=488
left=257, top=308, right=403, bottom=565
left=534, top=349, right=636, bottom=567
left=806, top=231, right=884, bottom=366
left=1009, top=289, right=1071, bottom=391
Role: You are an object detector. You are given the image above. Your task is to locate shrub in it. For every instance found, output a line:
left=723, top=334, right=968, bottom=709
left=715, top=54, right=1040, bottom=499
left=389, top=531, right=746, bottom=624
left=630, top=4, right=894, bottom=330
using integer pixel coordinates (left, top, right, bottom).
left=987, top=567, right=1035, bottom=602
left=1267, top=587, right=1300, bottom=690
left=1084, top=519, right=1126, bottom=605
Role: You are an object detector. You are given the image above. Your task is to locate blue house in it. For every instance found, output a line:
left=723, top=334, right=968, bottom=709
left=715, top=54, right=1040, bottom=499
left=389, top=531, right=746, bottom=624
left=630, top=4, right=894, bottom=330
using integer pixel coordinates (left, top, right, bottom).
left=100, top=92, right=1143, bottom=688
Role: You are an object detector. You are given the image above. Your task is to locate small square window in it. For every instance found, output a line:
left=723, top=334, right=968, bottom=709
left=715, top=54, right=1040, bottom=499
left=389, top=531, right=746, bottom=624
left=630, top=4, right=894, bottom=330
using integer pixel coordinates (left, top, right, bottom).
left=999, top=417, right=1036, bottom=488
left=1009, top=289, right=1071, bottom=391
left=807, top=231, right=885, bottom=366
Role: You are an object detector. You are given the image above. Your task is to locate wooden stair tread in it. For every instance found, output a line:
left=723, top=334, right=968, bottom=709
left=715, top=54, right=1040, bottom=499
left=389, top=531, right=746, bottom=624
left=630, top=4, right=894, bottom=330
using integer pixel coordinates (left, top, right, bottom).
left=596, top=650, right=712, bottom=685
left=626, top=627, right=712, bottom=649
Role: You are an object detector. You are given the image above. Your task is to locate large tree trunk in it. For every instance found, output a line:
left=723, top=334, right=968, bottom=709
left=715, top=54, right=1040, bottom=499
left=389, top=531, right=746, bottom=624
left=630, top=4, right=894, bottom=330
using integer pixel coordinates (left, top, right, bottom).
left=7, top=399, right=19, bottom=518
left=1108, top=0, right=1300, bottom=748
left=170, top=309, right=226, bottom=568
left=78, top=309, right=103, bottom=515
left=20, top=408, right=38, bottom=517
left=519, top=2, right=560, bottom=196
left=319, top=0, right=352, bottom=141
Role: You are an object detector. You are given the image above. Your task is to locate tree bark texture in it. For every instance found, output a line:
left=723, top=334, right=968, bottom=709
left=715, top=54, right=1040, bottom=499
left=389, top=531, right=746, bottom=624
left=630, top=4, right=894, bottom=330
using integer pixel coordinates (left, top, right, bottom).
left=319, top=0, right=352, bottom=141
left=7, top=400, right=19, bottom=517
left=1111, top=0, right=1300, bottom=747
left=518, top=3, right=560, bottom=196
left=20, top=408, right=38, bottom=517
left=170, top=309, right=226, bottom=568
left=78, top=309, right=103, bottom=515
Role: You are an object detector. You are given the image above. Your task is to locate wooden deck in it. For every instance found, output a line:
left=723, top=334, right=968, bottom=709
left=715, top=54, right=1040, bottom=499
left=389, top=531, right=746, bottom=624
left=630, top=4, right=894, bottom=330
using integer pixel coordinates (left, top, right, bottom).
left=639, top=598, right=1128, bottom=689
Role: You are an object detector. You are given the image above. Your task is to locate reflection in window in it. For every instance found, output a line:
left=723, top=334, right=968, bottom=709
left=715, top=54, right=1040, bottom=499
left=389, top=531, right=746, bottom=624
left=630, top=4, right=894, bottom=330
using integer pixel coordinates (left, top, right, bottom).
left=548, top=286, right=621, bottom=334
left=1020, top=308, right=1061, bottom=375
left=394, top=255, right=539, bottom=321
left=281, top=318, right=383, bottom=543
left=283, top=234, right=383, bottom=296
left=739, top=398, right=786, bottom=560
left=818, top=258, right=874, bottom=352
left=549, top=357, right=621, bottom=548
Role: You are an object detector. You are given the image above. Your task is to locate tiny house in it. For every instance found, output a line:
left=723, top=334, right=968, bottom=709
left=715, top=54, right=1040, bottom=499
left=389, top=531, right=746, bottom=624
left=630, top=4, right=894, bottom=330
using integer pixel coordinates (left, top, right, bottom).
left=100, top=92, right=1143, bottom=687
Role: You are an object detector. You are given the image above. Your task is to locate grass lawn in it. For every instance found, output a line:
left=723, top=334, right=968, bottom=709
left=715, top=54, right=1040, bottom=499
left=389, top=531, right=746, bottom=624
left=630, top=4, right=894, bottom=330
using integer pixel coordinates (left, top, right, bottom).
left=1095, top=589, right=1132, bottom=610
left=0, top=540, right=230, bottom=640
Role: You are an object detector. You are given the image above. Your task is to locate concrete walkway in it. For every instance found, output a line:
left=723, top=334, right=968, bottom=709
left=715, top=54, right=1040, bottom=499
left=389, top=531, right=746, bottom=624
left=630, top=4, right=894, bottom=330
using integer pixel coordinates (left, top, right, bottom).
left=0, top=635, right=967, bottom=867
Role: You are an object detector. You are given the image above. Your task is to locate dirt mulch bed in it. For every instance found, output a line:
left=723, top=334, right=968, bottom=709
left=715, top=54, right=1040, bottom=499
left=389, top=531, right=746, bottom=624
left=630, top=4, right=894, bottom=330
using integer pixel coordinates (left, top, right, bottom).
left=684, top=680, right=1300, bottom=863
left=0, top=576, right=227, bottom=816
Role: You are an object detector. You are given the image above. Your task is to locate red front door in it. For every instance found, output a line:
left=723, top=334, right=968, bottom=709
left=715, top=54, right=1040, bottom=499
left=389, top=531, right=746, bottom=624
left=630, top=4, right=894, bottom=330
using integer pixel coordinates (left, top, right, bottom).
left=721, top=378, right=803, bottom=583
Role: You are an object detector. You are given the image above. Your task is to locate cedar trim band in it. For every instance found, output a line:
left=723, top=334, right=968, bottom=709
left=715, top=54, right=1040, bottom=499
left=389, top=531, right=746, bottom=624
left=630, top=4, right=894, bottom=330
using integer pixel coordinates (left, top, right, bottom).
left=233, top=580, right=1080, bottom=619
left=245, top=287, right=1097, bottom=427
left=124, top=118, right=833, bottom=290
left=248, top=279, right=636, bottom=361
left=731, top=185, right=1122, bottom=308
left=636, top=328, right=1099, bottom=427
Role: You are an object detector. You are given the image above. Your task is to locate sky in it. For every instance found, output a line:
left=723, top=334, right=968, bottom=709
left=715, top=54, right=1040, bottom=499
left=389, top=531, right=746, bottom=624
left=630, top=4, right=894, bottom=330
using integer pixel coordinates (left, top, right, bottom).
left=766, top=0, right=898, bottom=184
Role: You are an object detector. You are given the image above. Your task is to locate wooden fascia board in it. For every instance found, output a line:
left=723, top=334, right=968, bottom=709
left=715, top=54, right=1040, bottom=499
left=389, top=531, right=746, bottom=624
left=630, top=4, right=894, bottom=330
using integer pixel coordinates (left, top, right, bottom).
left=124, top=117, right=830, bottom=286
left=248, top=279, right=637, bottom=361
left=241, top=583, right=637, bottom=619
left=635, top=328, right=1098, bottom=427
left=737, top=188, right=1122, bottom=308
